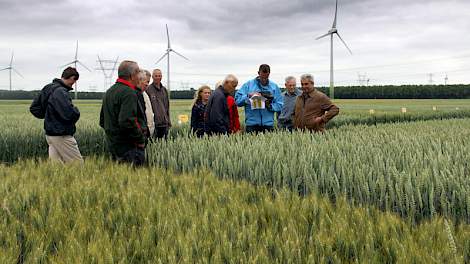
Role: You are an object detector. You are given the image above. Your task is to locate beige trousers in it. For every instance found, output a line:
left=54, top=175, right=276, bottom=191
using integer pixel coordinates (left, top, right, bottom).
left=46, top=135, right=84, bottom=164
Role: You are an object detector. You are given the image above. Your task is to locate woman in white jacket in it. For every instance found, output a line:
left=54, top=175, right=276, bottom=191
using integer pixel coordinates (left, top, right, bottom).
left=139, top=70, right=155, bottom=136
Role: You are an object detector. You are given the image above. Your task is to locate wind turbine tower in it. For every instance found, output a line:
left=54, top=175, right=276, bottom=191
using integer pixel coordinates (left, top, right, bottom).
left=316, top=0, right=352, bottom=99
left=0, top=52, right=23, bottom=91
left=60, top=40, right=91, bottom=99
left=156, top=24, right=189, bottom=96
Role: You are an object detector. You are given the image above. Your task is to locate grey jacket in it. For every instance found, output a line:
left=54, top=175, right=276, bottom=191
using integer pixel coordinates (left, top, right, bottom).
left=146, top=83, right=171, bottom=127
left=278, top=88, right=301, bottom=129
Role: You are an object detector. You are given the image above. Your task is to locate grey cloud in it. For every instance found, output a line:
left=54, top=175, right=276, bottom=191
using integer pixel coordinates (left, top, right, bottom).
left=1, top=0, right=470, bottom=90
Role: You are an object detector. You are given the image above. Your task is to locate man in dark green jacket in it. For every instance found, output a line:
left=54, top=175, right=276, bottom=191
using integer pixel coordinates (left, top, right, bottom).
left=99, top=60, right=147, bottom=166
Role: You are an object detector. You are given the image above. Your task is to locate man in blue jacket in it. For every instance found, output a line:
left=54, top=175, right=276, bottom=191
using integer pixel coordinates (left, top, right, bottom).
left=235, top=64, right=283, bottom=133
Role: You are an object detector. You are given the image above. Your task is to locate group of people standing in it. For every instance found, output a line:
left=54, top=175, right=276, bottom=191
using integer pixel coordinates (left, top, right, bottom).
left=32, top=61, right=339, bottom=166
left=190, top=64, right=339, bottom=137
left=99, top=61, right=173, bottom=166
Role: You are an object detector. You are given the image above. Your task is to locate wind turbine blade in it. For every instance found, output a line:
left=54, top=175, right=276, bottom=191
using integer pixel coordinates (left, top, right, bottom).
left=166, top=24, right=171, bottom=48
left=336, top=32, right=353, bottom=55
left=75, top=40, right=79, bottom=60
left=60, top=61, right=76, bottom=68
left=332, top=0, right=338, bottom=28
left=171, top=49, right=189, bottom=61
left=12, top=68, right=24, bottom=78
left=77, top=61, right=92, bottom=72
left=316, top=32, right=331, bottom=40
left=0, top=67, right=9, bottom=71
left=155, top=52, right=169, bottom=64
left=10, top=52, right=14, bottom=66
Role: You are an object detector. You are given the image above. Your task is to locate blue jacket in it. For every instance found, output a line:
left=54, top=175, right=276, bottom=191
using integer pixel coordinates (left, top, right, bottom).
left=235, top=77, right=283, bottom=127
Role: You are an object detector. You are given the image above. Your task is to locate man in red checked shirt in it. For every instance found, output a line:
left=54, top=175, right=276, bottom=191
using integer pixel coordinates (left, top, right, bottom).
left=100, top=60, right=147, bottom=166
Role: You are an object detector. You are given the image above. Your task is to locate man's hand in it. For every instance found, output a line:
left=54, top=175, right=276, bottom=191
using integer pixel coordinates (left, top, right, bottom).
left=137, top=143, right=145, bottom=149
left=314, top=117, right=324, bottom=124
left=265, top=99, right=272, bottom=110
left=249, top=92, right=261, bottom=98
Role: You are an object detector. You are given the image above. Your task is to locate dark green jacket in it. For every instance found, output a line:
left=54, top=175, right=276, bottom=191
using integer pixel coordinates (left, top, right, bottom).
left=99, top=80, right=146, bottom=156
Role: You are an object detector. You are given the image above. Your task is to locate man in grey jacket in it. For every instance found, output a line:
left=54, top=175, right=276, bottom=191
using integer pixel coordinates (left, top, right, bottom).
left=146, top=69, right=171, bottom=139
left=278, top=76, right=301, bottom=131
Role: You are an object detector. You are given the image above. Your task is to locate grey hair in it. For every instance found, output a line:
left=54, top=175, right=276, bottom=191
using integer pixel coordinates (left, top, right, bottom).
left=144, top=69, right=151, bottom=78
left=223, top=74, right=238, bottom=84
left=138, top=70, right=148, bottom=81
left=300, top=74, right=314, bottom=84
left=215, top=80, right=223, bottom=89
left=285, top=76, right=296, bottom=83
left=118, top=60, right=139, bottom=80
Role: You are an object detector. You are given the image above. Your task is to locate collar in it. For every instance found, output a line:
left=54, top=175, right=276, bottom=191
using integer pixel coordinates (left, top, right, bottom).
left=152, top=82, right=163, bottom=90
left=116, top=78, right=136, bottom=90
left=285, top=89, right=301, bottom=97
left=255, top=77, right=270, bottom=88
left=302, top=88, right=316, bottom=98
left=53, top=78, right=73, bottom=91
left=218, top=86, right=230, bottom=95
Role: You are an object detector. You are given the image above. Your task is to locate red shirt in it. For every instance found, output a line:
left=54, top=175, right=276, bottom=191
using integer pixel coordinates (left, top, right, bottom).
left=227, top=95, right=240, bottom=133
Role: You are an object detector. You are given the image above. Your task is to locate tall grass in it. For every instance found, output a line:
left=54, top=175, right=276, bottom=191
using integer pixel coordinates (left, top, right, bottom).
left=147, top=119, right=470, bottom=224
left=1, top=159, right=469, bottom=263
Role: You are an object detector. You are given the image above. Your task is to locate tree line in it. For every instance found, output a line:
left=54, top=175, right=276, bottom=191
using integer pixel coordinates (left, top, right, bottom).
left=1, top=84, right=470, bottom=100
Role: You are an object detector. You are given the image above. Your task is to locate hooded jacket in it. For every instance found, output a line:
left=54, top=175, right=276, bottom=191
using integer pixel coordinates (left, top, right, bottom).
left=44, top=78, right=80, bottom=136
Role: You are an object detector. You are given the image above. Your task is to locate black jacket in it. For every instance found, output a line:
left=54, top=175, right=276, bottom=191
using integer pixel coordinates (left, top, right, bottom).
left=205, top=86, right=229, bottom=135
left=191, top=100, right=207, bottom=137
left=99, top=80, right=146, bottom=157
left=137, top=90, right=150, bottom=139
left=44, top=79, right=80, bottom=136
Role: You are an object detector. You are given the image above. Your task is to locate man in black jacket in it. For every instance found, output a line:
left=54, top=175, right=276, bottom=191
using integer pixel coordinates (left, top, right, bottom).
left=43, top=67, right=83, bottom=163
left=205, top=74, right=238, bottom=135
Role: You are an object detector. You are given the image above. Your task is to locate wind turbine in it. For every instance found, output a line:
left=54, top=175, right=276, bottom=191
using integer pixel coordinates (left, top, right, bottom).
left=0, top=51, right=23, bottom=91
left=60, top=40, right=91, bottom=99
left=155, top=24, right=189, bottom=96
left=316, top=0, right=352, bottom=99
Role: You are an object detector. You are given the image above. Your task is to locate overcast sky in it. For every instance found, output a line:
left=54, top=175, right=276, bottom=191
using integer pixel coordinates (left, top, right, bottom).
left=1, top=0, right=469, bottom=91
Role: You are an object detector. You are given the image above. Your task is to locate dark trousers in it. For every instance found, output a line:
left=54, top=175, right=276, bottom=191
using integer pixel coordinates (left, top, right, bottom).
left=154, top=126, right=169, bottom=139
left=245, top=125, right=274, bottom=134
left=278, top=122, right=294, bottom=132
left=113, top=148, right=145, bottom=166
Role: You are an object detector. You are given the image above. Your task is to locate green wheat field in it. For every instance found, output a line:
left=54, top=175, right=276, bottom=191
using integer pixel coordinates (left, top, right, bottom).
left=1, top=99, right=470, bottom=263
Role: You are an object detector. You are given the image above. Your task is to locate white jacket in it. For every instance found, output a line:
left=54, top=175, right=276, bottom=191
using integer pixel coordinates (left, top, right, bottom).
left=143, top=92, right=155, bottom=135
